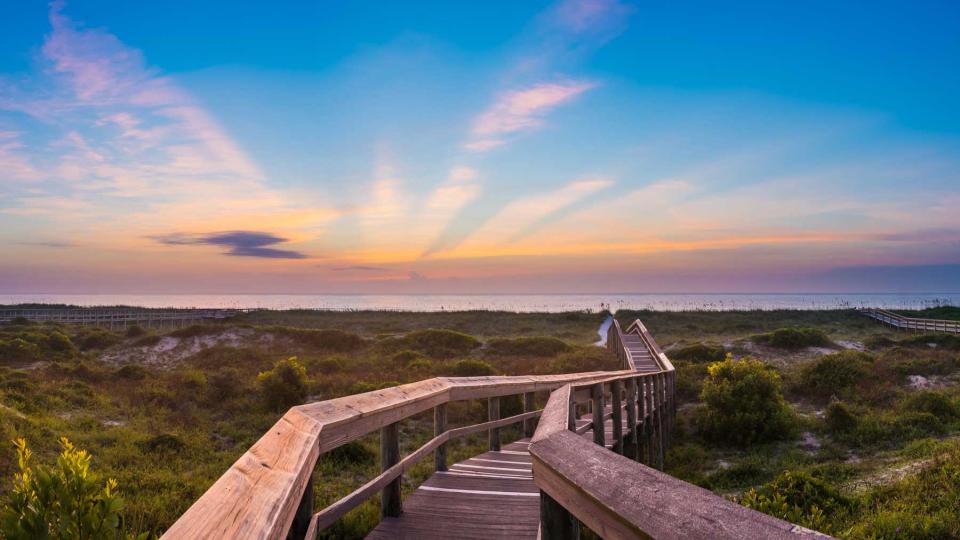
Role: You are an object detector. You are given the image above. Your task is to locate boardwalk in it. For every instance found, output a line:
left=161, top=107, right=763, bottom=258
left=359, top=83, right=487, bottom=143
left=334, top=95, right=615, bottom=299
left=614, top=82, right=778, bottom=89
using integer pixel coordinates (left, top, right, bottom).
left=862, top=308, right=960, bottom=334
left=368, top=440, right=538, bottom=539
left=166, top=317, right=820, bottom=540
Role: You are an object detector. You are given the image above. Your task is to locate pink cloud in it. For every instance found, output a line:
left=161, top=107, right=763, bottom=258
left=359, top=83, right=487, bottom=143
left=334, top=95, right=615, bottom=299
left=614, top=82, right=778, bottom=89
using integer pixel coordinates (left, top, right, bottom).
left=465, top=80, right=596, bottom=151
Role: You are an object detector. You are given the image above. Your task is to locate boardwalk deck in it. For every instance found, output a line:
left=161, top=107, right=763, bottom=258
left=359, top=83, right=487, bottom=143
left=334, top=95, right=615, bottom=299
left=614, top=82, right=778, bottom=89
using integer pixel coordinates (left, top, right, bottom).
left=367, top=440, right=539, bottom=539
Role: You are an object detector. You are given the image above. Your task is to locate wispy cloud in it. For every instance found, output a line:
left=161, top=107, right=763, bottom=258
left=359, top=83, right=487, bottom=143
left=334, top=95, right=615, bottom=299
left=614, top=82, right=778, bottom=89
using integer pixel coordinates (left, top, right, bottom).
left=465, top=80, right=596, bottom=152
left=331, top=265, right=391, bottom=272
left=151, top=231, right=308, bottom=259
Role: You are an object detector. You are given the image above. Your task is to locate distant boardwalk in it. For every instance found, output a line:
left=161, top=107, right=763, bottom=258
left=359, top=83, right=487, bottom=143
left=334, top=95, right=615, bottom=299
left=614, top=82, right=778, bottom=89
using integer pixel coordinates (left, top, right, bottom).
left=861, top=308, right=960, bottom=334
left=0, top=306, right=241, bottom=329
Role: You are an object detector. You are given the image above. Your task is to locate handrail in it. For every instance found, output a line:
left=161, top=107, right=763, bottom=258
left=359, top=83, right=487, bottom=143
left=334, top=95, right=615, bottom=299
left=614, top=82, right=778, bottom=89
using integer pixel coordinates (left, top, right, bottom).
left=530, top=321, right=828, bottom=539
left=163, top=371, right=632, bottom=539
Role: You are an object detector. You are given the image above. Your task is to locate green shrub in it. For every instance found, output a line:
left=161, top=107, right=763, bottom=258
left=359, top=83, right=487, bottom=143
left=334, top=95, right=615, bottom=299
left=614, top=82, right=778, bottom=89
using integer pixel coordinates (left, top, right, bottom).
left=550, top=347, right=614, bottom=373
left=7, top=316, right=31, bottom=326
left=407, top=358, right=433, bottom=373
left=75, top=328, right=121, bottom=351
left=347, top=381, right=402, bottom=394
left=740, top=470, right=851, bottom=532
left=207, top=368, right=243, bottom=402
left=0, top=437, right=143, bottom=539
left=178, top=369, right=208, bottom=397
left=45, top=331, right=77, bottom=355
left=381, top=329, right=480, bottom=358
left=392, top=349, right=426, bottom=366
left=669, top=343, right=726, bottom=364
left=798, top=350, right=873, bottom=399
left=114, top=364, right=148, bottom=380
left=752, top=328, right=832, bottom=349
left=674, top=361, right=710, bottom=402
left=322, top=441, right=375, bottom=466
left=901, top=391, right=959, bottom=421
left=696, top=358, right=796, bottom=446
left=448, top=359, right=497, bottom=377
left=272, top=327, right=366, bottom=352
left=486, top=336, right=571, bottom=357
left=824, top=400, right=857, bottom=434
left=849, top=412, right=946, bottom=448
left=309, top=355, right=348, bottom=374
left=257, top=357, right=309, bottom=410
left=137, top=433, right=186, bottom=454
left=0, top=339, right=41, bottom=363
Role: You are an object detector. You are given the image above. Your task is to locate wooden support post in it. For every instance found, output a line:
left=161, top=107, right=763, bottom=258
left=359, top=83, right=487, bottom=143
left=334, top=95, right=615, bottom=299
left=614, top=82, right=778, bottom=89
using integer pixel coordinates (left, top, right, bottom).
left=644, top=376, right=654, bottom=465
left=290, top=473, right=314, bottom=539
left=567, top=397, right=577, bottom=432
left=540, top=491, right=579, bottom=540
left=523, top=392, right=536, bottom=438
left=625, top=378, right=638, bottom=460
left=380, top=422, right=402, bottom=518
left=611, top=379, right=623, bottom=454
left=591, top=383, right=604, bottom=447
left=488, top=397, right=501, bottom=451
left=434, top=403, right=447, bottom=471
left=654, top=374, right=665, bottom=470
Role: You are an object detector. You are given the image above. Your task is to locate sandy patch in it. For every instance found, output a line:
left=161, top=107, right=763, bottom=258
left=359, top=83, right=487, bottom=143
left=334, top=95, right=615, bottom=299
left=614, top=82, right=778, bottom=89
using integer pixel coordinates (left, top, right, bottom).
left=100, top=327, right=256, bottom=369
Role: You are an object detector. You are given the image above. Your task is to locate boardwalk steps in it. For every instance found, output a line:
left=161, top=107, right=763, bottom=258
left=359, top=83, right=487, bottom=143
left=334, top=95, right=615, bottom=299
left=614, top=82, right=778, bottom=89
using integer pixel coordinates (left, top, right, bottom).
left=165, top=318, right=829, bottom=539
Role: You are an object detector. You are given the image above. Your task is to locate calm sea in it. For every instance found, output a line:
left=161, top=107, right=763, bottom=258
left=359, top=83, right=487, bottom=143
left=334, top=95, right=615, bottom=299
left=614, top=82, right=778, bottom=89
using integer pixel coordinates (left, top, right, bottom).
left=1, top=293, right=958, bottom=312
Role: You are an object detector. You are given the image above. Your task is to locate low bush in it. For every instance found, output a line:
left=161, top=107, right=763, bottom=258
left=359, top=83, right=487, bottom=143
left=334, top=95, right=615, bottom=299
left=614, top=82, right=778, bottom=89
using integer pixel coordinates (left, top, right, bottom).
left=485, top=336, right=571, bottom=357
left=705, top=456, right=773, bottom=490
left=257, top=357, right=309, bottom=410
left=0, top=338, right=41, bottom=364
left=137, top=433, right=186, bottom=454
left=379, top=329, right=480, bottom=358
left=272, top=327, right=366, bottom=352
left=407, top=358, right=433, bottom=373
left=114, top=364, right=148, bottom=380
left=347, top=381, right=402, bottom=394
left=847, top=411, right=946, bottom=448
left=752, top=328, right=832, bottom=349
left=696, top=358, right=796, bottom=446
left=391, top=350, right=426, bottom=366
left=207, top=367, right=244, bottom=402
left=899, top=334, right=960, bottom=351
left=0, top=437, right=144, bottom=539
left=798, top=351, right=873, bottom=399
left=901, top=390, right=959, bottom=421
left=447, top=359, right=497, bottom=377
left=550, top=347, right=615, bottom=373
left=674, top=361, right=710, bottom=402
left=741, top=470, right=852, bottom=533
left=824, top=400, right=857, bottom=434
left=309, top=356, right=348, bottom=374
left=669, top=343, right=726, bottom=364
left=74, top=328, right=122, bottom=351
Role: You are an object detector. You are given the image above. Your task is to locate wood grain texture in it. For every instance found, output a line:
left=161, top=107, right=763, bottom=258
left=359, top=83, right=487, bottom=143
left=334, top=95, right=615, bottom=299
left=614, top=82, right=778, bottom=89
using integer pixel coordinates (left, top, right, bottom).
left=531, top=431, right=831, bottom=540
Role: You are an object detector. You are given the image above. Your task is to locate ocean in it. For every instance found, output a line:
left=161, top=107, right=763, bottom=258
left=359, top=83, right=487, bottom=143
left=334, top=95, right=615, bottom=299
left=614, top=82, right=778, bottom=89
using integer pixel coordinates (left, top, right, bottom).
left=1, top=293, right=957, bottom=312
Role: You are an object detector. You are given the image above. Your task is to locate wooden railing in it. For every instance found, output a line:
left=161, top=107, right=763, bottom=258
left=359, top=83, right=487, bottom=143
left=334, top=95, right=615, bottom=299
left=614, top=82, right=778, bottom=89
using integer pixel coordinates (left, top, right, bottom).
left=861, top=308, right=960, bottom=334
left=531, top=322, right=828, bottom=539
left=164, top=319, right=826, bottom=539
left=0, top=307, right=240, bottom=328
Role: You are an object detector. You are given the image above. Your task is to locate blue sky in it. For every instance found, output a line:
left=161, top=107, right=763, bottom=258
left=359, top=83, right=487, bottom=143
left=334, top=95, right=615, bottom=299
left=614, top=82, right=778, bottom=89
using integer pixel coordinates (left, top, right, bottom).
left=1, top=0, right=958, bottom=293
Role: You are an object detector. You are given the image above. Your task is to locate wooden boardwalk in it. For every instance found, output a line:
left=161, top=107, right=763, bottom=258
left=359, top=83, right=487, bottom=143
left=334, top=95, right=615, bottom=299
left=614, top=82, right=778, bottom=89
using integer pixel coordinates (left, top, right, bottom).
left=367, top=439, right=538, bottom=539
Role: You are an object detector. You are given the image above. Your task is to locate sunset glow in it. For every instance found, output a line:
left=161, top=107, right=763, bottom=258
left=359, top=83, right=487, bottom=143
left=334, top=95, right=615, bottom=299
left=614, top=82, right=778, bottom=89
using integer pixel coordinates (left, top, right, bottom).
left=2, top=1, right=959, bottom=293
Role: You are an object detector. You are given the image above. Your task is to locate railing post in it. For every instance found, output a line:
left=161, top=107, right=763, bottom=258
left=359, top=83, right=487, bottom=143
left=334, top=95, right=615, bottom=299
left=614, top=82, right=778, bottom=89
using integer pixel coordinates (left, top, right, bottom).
left=591, top=383, right=605, bottom=447
left=540, top=490, right=579, bottom=540
left=654, top=373, right=665, bottom=470
left=611, top=379, right=623, bottom=454
left=523, top=392, right=536, bottom=438
left=380, top=422, right=401, bottom=518
left=488, top=397, right=501, bottom=451
left=567, top=397, right=577, bottom=432
left=290, top=473, right=314, bottom=539
left=643, top=376, right=654, bottom=465
left=434, top=403, right=447, bottom=471
left=625, top=377, right=638, bottom=460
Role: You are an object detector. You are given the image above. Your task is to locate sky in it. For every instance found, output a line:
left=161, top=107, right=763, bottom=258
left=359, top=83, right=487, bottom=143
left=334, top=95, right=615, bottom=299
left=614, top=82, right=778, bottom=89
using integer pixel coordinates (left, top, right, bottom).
left=1, top=0, right=959, bottom=294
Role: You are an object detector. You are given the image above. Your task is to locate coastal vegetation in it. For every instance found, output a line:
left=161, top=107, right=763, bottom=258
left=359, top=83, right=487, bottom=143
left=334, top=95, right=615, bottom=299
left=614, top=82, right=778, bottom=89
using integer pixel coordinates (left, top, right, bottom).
left=0, top=307, right=957, bottom=538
